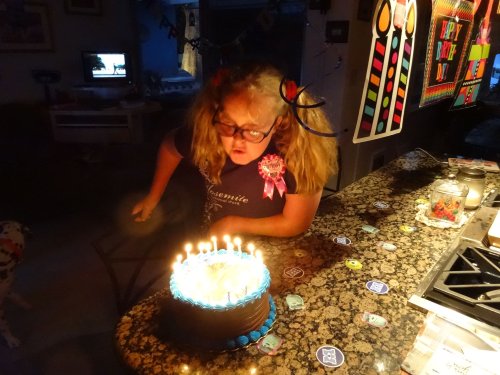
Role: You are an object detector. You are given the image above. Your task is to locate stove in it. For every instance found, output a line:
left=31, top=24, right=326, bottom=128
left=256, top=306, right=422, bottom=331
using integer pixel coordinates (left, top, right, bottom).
left=483, top=188, right=500, bottom=209
left=422, top=243, right=500, bottom=328
left=410, top=201, right=500, bottom=338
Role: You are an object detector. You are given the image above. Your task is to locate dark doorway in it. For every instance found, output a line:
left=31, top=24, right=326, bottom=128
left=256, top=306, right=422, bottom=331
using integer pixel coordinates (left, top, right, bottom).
left=200, top=1, right=306, bottom=82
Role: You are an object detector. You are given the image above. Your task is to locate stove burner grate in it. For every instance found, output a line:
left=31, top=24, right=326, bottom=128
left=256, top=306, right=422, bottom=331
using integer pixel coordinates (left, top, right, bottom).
left=424, top=245, right=500, bottom=328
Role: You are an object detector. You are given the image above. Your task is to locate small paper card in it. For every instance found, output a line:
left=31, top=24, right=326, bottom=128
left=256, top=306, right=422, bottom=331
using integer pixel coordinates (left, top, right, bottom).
left=448, top=158, right=499, bottom=172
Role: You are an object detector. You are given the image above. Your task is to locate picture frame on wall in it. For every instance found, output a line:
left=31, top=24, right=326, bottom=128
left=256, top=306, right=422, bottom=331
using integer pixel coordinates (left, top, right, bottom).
left=65, top=0, right=102, bottom=15
left=0, top=3, right=53, bottom=52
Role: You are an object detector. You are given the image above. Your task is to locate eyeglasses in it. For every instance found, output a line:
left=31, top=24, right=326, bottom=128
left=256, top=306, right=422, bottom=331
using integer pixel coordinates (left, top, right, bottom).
left=212, top=110, right=277, bottom=143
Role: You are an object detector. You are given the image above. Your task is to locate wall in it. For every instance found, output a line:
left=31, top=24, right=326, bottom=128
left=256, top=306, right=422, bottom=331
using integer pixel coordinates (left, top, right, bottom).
left=137, top=4, right=178, bottom=80
left=137, top=2, right=202, bottom=98
left=302, top=0, right=451, bottom=189
left=0, top=0, right=136, bottom=104
left=200, top=1, right=306, bottom=82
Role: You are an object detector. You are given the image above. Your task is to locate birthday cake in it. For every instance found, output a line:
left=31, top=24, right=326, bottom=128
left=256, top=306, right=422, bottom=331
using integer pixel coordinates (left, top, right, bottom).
left=167, top=246, right=275, bottom=351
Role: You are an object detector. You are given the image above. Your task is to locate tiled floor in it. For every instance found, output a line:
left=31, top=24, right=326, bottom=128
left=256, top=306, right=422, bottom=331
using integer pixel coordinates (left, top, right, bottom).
left=0, top=109, right=204, bottom=373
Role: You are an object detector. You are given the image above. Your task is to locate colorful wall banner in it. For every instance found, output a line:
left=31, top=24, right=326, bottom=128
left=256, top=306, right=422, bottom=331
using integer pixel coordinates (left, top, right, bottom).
left=419, top=0, right=474, bottom=107
left=450, top=0, right=494, bottom=110
left=353, top=0, right=417, bottom=144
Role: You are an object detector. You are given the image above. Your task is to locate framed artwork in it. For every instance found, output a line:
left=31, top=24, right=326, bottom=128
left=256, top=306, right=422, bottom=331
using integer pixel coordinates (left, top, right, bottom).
left=0, top=3, right=53, bottom=52
left=65, top=0, right=102, bottom=15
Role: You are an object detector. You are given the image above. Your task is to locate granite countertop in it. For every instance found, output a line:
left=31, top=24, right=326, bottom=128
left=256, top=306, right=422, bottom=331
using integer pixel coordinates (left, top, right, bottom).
left=115, top=151, right=500, bottom=374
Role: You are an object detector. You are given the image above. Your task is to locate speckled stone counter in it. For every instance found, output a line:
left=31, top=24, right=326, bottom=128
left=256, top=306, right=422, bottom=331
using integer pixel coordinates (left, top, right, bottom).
left=115, top=151, right=500, bottom=374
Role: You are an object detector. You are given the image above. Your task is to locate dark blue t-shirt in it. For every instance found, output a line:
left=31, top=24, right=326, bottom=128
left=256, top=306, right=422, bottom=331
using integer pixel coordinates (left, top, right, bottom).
left=174, top=127, right=297, bottom=224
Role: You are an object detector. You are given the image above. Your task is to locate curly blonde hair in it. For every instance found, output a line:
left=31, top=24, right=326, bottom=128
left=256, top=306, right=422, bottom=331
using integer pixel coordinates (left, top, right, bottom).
left=187, top=63, right=338, bottom=194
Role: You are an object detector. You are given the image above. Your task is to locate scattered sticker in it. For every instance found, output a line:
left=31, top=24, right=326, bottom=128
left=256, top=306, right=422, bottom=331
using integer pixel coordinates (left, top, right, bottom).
left=366, top=280, right=389, bottom=294
left=257, top=333, right=283, bottom=355
left=399, top=225, right=418, bottom=234
left=316, top=345, right=345, bottom=368
left=332, top=236, right=352, bottom=246
left=362, top=224, right=380, bottom=234
left=345, top=259, right=363, bottom=270
left=373, top=201, right=390, bottom=210
left=377, top=241, right=397, bottom=251
left=294, top=249, right=308, bottom=258
left=361, top=311, right=388, bottom=328
left=415, top=198, right=429, bottom=205
left=285, top=294, right=305, bottom=310
left=283, top=266, right=305, bottom=279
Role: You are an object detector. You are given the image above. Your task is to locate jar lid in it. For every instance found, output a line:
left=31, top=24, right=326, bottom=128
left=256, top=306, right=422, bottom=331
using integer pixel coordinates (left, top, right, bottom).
left=458, top=167, right=486, bottom=179
left=431, top=178, right=469, bottom=197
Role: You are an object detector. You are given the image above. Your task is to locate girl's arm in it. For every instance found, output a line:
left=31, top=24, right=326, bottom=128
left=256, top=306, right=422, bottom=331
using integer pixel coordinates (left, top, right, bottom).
left=209, top=191, right=322, bottom=237
left=131, top=135, right=182, bottom=221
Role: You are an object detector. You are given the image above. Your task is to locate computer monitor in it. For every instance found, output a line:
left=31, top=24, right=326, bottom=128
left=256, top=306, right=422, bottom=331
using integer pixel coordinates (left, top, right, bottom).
left=82, top=51, right=132, bottom=84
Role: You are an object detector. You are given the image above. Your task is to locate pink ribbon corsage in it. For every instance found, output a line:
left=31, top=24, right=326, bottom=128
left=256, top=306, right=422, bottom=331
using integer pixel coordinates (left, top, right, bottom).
left=258, top=154, right=287, bottom=200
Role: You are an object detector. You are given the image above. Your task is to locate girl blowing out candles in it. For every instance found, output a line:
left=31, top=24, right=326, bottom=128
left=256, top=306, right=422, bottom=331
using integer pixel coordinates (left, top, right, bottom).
left=132, top=62, right=338, bottom=237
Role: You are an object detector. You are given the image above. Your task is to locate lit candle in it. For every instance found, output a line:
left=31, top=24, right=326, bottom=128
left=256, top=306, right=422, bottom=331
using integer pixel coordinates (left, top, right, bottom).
left=185, top=243, right=193, bottom=259
left=223, top=234, right=231, bottom=251
left=247, top=243, right=255, bottom=257
left=227, top=241, right=234, bottom=256
left=255, top=250, right=263, bottom=263
left=211, top=236, right=217, bottom=252
left=197, top=242, right=205, bottom=255
left=234, top=237, right=242, bottom=257
left=176, top=254, right=183, bottom=264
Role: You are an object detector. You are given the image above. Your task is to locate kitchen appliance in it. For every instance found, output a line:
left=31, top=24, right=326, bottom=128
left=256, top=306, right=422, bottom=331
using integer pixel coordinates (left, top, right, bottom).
left=410, top=191, right=500, bottom=338
left=418, top=242, right=499, bottom=327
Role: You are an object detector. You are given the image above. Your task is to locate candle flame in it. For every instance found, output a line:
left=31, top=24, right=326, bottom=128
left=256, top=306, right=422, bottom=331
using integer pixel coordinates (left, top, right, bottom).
left=247, top=243, right=255, bottom=256
left=234, top=237, right=242, bottom=253
left=197, top=242, right=204, bottom=253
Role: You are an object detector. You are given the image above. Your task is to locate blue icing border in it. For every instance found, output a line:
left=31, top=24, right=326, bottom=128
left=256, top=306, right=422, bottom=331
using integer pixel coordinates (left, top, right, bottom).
left=170, top=295, right=277, bottom=352
left=224, top=294, right=276, bottom=350
left=170, top=250, right=271, bottom=310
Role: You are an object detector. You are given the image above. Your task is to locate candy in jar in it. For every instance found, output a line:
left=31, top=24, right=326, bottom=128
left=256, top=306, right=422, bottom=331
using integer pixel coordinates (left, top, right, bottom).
left=427, top=176, right=468, bottom=223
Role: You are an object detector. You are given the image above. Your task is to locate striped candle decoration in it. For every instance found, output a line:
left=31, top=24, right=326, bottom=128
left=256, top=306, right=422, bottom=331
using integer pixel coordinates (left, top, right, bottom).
left=354, top=0, right=416, bottom=144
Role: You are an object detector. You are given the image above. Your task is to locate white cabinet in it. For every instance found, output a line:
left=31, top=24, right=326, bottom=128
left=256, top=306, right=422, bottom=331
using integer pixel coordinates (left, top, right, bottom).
left=50, top=102, right=161, bottom=143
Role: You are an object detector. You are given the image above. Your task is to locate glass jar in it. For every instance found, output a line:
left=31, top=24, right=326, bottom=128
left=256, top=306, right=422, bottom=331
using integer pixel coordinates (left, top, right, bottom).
left=427, top=176, right=469, bottom=223
left=456, top=167, right=486, bottom=209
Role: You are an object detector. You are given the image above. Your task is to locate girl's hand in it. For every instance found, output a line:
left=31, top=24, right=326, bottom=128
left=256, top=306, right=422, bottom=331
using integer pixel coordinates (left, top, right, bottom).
left=131, top=195, right=159, bottom=222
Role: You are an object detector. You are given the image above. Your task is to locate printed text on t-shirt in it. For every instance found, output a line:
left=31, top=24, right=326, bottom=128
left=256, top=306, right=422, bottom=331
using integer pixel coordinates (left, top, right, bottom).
left=207, top=185, right=249, bottom=206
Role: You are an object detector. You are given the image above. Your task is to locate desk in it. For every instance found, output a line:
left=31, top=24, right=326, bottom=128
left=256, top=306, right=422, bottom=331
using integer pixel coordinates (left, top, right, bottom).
left=50, top=101, right=162, bottom=143
left=115, top=152, right=500, bottom=374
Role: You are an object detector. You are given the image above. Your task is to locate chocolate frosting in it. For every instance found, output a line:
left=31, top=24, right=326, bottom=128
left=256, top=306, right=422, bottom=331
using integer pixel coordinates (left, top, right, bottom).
left=169, top=291, right=270, bottom=340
